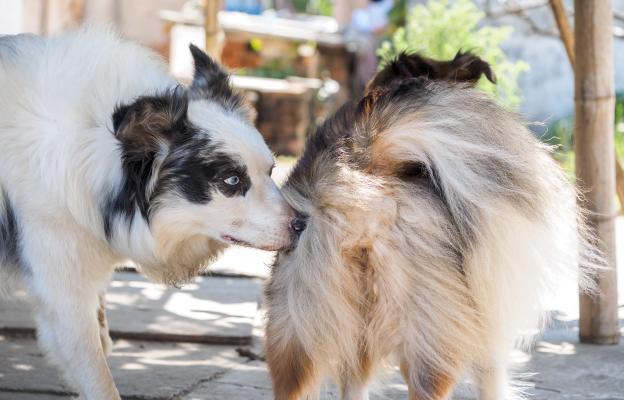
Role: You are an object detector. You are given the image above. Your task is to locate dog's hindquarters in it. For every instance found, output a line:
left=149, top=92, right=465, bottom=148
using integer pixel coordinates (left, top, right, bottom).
left=360, top=81, right=598, bottom=397
left=267, top=53, right=598, bottom=399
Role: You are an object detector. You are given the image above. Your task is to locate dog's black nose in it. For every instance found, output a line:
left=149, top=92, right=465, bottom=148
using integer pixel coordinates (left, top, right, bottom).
left=290, top=215, right=307, bottom=234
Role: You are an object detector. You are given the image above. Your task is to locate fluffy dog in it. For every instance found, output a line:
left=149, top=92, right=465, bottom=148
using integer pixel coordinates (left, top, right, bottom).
left=265, top=53, right=599, bottom=400
left=0, top=29, right=299, bottom=399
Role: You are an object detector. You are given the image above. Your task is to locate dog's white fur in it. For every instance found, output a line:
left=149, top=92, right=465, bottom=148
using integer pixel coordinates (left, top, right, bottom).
left=0, top=29, right=294, bottom=399
left=265, top=56, right=600, bottom=399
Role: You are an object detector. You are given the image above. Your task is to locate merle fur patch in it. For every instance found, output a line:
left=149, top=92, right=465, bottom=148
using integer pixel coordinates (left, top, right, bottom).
left=104, top=88, right=250, bottom=239
left=154, top=135, right=251, bottom=203
left=0, top=191, right=21, bottom=269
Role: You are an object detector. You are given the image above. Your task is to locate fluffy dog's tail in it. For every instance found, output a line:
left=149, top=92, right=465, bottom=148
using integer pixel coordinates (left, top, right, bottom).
left=355, top=52, right=601, bottom=397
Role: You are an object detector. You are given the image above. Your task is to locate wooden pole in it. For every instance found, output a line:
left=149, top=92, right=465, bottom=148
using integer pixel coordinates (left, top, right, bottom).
left=574, top=0, right=620, bottom=345
left=549, top=0, right=624, bottom=211
left=549, top=0, right=575, bottom=67
left=203, top=0, right=222, bottom=61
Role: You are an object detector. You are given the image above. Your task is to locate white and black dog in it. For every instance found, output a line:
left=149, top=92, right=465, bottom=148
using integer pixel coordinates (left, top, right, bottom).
left=0, top=29, right=300, bottom=399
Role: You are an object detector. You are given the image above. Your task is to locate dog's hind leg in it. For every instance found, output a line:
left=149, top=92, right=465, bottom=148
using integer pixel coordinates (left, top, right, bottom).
left=97, top=292, right=113, bottom=357
left=265, top=327, right=319, bottom=400
left=340, top=377, right=370, bottom=400
left=475, top=364, right=509, bottom=400
left=400, top=358, right=457, bottom=400
left=339, top=351, right=373, bottom=400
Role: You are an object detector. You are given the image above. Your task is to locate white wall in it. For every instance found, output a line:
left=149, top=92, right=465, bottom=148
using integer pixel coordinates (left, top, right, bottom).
left=485, top=1, right=624, bottom=123
left=0, top=0, right=23, bottom=34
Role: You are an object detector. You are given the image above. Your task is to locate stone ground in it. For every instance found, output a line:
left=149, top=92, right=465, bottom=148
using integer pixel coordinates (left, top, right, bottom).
left=0, top=161, right=623, bottom=399
left=1, top=265, right=623, bottom=400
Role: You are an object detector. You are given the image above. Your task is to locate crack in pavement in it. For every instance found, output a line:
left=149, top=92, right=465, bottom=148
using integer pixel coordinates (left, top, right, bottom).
left=211, top=380, right=271, bottom=392
left=168, top=368, right=232, bottom=399
left=533, top=386, right=563, bottom=394
left=0, top=387, right=77, bottom=397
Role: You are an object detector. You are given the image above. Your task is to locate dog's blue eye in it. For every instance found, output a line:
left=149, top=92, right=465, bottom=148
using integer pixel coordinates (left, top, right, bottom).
left=224, top=176, right=239, bottom=186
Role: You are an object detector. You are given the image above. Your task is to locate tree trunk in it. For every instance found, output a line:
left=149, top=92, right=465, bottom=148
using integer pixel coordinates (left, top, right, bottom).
left=549, top=0, right=575, bottom=66
left=574, top=0, right=620, bottom=345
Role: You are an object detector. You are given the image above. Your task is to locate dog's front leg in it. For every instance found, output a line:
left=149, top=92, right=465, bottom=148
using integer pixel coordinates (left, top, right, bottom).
left=21, top=223, right=120, bottom=399
left=34, top=289, right=120, bottom=400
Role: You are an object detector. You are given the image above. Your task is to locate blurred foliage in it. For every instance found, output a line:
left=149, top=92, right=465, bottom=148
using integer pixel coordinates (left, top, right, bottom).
left=236, top=38, right=297, bottom=79
left=543, top=93, right=624, bottom=175
left=377, top=0, right=529, bottom=109
left=237, top=60, right=296, bottom=79
left=386, top=0, right=407, bottom=34
left=292, top=0, right=332, bottom=16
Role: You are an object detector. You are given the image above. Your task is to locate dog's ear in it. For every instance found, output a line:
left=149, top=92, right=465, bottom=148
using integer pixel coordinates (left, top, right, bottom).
left=188, top=44, right=234, bottom=101
left=113, top=87, right=189, bottom=153
left=366, top=51, right=496, bottom=94
left=188, top=44, right=250, bottom=117
left=447, top=51, right=496, bottom=84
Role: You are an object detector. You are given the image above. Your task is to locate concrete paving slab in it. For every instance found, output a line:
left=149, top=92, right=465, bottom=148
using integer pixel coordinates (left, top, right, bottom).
left=183, top=361, right=273, bottom=400
left=0, top=335, right=72, bottom=396
left=0, top=393, right=71, bottom=400
left=181, top=323, right=624, bottom=400
left=106, top=273, right=261, bottom=344
left=0, top=273, right=262, bottom=345
left=208, top=246, right=272, bottom=279
left=2, top=325, right=624, bottom=399
left=0, top=336, right=242, bottom=400
left=524, top=327, right=624, bottom=399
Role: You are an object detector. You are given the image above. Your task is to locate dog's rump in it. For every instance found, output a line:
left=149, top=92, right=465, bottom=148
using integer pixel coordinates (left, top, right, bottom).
left=267, top=52, right=600, bottom=399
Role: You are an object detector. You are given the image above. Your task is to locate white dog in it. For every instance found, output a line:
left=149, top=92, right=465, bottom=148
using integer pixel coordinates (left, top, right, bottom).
left=0, top=28, right=300, bottom=399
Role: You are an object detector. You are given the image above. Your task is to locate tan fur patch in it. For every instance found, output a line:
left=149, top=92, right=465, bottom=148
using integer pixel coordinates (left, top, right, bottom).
left=266, top=335, right=316, bottom=400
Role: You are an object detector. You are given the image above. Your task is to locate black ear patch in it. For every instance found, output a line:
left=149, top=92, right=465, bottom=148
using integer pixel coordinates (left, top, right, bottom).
left=113, top=86, right=189, bottom=153
left=448, top=51, right=496, bottom=84
left=104, top=87, right=191, bottom=238
left=188, top=44, right=246, bottom=114
left=366, top=51, right=496, bottom=94
left=112, top=103, right=132, bottom=133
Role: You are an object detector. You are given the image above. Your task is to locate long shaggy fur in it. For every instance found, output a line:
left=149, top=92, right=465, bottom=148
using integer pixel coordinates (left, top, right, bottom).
left=0, top=28, right=296, bottom=399
left=265, top=53, right=599, bottom=400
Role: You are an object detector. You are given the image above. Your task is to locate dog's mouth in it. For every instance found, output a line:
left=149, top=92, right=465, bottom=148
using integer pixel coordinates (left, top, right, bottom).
left=220, top=233, right=295, bottom=252
left=220, top=234, right=251, bottom=247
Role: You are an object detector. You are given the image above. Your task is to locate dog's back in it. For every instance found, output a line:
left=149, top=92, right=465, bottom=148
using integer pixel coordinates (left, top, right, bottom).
left=0, top=29, right=173, bottom=132
left=0, top=30, right=175, bottom=246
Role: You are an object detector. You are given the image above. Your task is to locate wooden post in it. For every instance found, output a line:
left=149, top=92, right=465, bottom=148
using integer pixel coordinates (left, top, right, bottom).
left=549, top=0, right=575, bottom=67
left=203, top=0, right=222, bottom=61
left=549, top=0, right=624, bottom=211
left=575, top=0, right=620, bottom=345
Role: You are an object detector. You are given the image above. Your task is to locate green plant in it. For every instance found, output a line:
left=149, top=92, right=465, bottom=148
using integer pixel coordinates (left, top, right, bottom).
left=291, top=0, right=332, bottom=16
left=377, top=0, right=529, bottom=109
left=544, top=93, right=624, bottom=176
